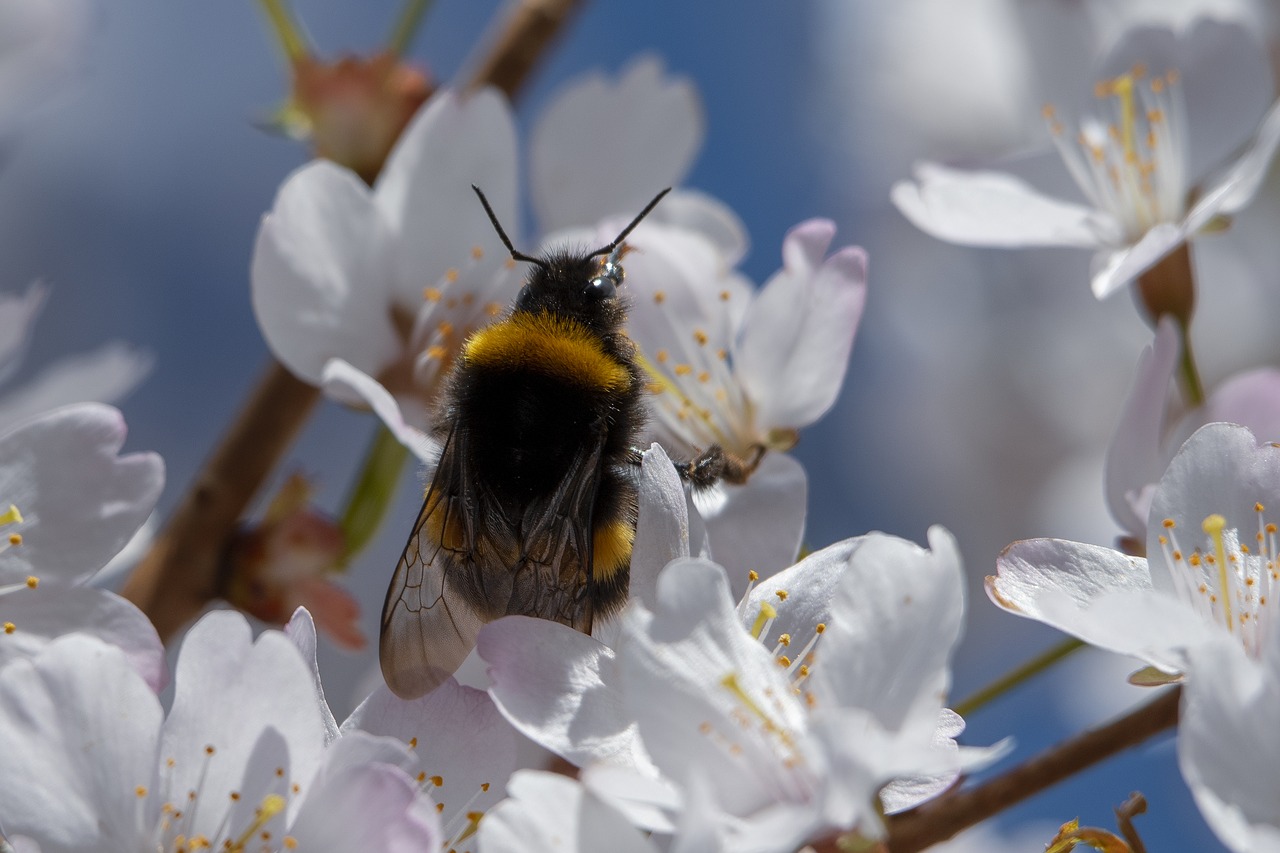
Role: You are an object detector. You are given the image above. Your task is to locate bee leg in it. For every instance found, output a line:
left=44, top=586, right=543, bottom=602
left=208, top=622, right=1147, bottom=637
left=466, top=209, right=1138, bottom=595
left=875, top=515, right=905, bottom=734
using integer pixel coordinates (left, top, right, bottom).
left=630, top=443, right=768, bottom=490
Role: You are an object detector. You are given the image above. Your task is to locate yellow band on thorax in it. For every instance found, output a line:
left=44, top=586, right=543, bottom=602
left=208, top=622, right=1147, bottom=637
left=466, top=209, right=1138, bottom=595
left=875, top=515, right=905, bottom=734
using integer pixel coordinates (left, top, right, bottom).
left=463, top=312, right=630, bottom=393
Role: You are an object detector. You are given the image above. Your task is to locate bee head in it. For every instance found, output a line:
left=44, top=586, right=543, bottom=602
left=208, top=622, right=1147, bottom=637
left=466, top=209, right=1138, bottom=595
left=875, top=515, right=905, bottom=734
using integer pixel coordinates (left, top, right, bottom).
left=471, top=185, right=670, bottom=332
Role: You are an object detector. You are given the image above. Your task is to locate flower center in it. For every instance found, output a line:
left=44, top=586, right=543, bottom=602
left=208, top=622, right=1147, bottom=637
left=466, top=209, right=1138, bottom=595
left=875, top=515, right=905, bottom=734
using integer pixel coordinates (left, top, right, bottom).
left=1044, top=64, right=1188, bottom=238
left=1157, top=505, right=1278, bottom=656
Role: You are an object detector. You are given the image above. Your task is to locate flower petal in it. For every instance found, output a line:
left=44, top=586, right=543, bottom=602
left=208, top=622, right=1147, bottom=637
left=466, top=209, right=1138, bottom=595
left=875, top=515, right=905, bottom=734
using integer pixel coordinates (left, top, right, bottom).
left=480, top=770, right=660, bottom=853
left=0, top=584, right=165, bottom=691
left=642, top=189, right=748, bottom=267
left=0, top=341, right=154, bottom=435
left=288, top=758, right=441, bottom=851
left=479, top=615, right=651, bottom=772
left=320, top=358, right=439, bottom=465
left=252, top=160, right=401, bottom=383
left=0, top=281, right=46, bottom=382
left=816, top=527, right=964, bottom=732
left=283, top=607, right=340, bottom=743
left=0, top=403, right=163, bottom=586
left=891, top=162, right=1109, bottom=249
left=1088, top=222, right=1186, bottom=299
left=1104, top=317, right=1178, bottom=539
left=696, top=453, right=807, bottom=597
left=343, top=679, right=516, bottom=821
left=736, top=221, right=867, bottom=429
left=0, top=635, right=161, bottom=850
left=160, top=610, right=330, bottom=837
left=375, top=88, right=519, bottom=307
left=627, top=444, right=699, bottom=615
left=530, top=57, right=703, bottom=234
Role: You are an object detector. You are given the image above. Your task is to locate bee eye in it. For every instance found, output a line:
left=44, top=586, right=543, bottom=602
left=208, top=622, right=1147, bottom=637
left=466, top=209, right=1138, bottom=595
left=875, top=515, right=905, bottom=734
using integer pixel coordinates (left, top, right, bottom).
left=515, top=285, right=535, bottom=311
left=585, top=276, right=617, bottom=301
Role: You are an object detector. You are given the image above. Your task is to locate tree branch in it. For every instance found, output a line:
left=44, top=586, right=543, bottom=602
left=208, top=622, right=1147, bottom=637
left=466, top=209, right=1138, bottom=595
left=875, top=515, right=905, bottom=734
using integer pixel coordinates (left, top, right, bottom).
left=881, top=687, right=1181, bottom=852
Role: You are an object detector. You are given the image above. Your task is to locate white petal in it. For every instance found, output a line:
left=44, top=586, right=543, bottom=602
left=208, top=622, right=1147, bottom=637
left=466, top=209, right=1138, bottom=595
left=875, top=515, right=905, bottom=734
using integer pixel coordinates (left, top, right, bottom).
left=252, top=160, right=401, bottom=383
left=0, top=584, right=165, bottom=691
left=0, top=341, right=153, bottom=434
left=0, top=403, right=163, bottom=585
left=284, top=607, right=339, bottom=743
left=1187, top=98, right=1280, bottom=228
left=698, top=453, right=807, bottom=598
left=1196, top=369, right=1280, bottom=440
left=1180, top=638, right=1280, bottom=852
left=478, top=615, right=651, bottom=771
left=1148, top=424, right=1280, bottom=565
left=0, top=635, right=160, bottom=850
left=736, top=221, right=867, bottom=429
left=891, top=162, right=1109, bottom=249
left=623, top=444, right=695, bottom=622
left=1104, top=317, right=1178, bottom=539
left=1088, top=222, right=1186, bottom=299
left=342, top=679, right=516, bottom=820
left=642, top=189, right=748, bottom=267
left=530, top=57, right=703, bottom=233
left=160, top=610, right=329, bottom=837
left=747, top=536, right=863, bottom=643
left=480, top=770, right=660, bottom=853
left=288, top=760, right=441, bottom=851
left=375, top=88, right=519, bottom=307
left=320, top=359, right=439, bottom=464
left=816, top=528, right=964, bottom=732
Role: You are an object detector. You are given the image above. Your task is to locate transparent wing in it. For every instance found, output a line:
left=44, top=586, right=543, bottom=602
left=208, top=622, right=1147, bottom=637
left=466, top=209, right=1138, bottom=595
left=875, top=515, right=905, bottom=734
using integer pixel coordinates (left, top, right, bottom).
left=379, top=426, right=485, bottom=699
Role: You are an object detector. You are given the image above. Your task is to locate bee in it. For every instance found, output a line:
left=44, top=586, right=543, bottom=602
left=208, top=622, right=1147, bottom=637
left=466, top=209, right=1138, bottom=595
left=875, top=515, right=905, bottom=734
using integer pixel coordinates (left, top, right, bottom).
left=380, top=186, right=676, bottom=699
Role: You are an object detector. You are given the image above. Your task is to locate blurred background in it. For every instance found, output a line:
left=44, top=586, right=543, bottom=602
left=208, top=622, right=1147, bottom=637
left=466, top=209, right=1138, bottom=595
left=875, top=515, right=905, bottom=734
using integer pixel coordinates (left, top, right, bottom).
left=5, top=0, right=1280, bottom=849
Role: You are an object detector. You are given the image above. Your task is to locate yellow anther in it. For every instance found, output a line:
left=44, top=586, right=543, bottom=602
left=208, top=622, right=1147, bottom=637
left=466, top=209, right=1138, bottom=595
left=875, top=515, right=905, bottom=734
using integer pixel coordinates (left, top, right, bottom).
left=429, top=775, right=443, bottom=787
left=7, top=534, right=20, bottom=546
left=693, top=329, right=709, bottom=345
left=1163, top=518, right=1176, bottom=529
left=748, top=570, right=759, bottom=582
left=775, top=589, right=789, bottom=602
left=719, top=290, right=731, bottom=301
left=408, top=736, right=418, bottom=748
left=135, top=785, right=147, bottom=797
left=424, top=287, right=443, bottom=302
left=777, top=655, right=791, bottom=667
left=481, top=782, right=490, bottom=792
left=471, top=246, right=484, bottom=260
left=777, top=633, right=791, bottom=647
left=3, top=622, right=14, bottom=634
left=653, top=291, right=666, bottom=304
left=25, top=576, right=37, bottom=589
left=1257, top=503, right=1266, bottom=513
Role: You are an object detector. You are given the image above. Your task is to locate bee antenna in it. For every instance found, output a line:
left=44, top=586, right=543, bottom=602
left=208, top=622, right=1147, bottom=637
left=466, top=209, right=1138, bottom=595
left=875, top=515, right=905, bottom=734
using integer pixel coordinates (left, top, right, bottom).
left=588, top=187, right=672, bottom=259
left=471, top=185, right=548, bottom=269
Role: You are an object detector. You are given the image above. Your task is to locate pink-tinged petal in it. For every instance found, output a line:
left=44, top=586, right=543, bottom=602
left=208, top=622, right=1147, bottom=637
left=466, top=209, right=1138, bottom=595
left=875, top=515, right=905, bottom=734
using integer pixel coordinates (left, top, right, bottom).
left=817, top=528, right=964, bottom=732
left=252, top=160, right=400, bottom=383
left=0, top=584, right=165, bottom=691
left=643, top=189, right=749, bottom=267
left=288, top=760, right=441, bottom=851
left=1180, top=638, right=1280, bottom=852
left=698, top=453, right=807, bottom=597
left=320, top=359, right=439, bottom=464
left=1187, top=99, right=1280, bottom=229
left=1088, top=222, right=1186, bottom=299
left=629, top=444, right=695, bottom=613
left=0, top=341, right=154, bottom=434
left=283, top=607, right=340, bottom=743
left=1105, top=318, right=1178, bottom=539
left=160, top=610, right=329, bottom=835
left=0, top=635, right=161, bottom=850
left=530, top=57, right=703, bottom=234
left=375, top=88, right=519, bottom=307
left=1196, top=369, right=1280, bottom=441
left=891, top=162, right=1109, bottom=249
left=343, top=679, right=516, bottom=821
left=0, top=281, right=46, bottom=380
left=480, top=771, right=660, bottom=853
left=737, top=222, right=867, bottom=429
left=1148, top=424, right=1280, bottom=568
left=479, top=615, right=649, bottom=771
left=0, top=403, right=163, bottom=586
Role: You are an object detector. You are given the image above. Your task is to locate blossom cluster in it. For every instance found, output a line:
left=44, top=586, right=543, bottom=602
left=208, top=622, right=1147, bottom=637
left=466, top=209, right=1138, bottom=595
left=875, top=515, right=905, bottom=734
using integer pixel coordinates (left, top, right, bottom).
left=5, top=2, right=1280, bottom=852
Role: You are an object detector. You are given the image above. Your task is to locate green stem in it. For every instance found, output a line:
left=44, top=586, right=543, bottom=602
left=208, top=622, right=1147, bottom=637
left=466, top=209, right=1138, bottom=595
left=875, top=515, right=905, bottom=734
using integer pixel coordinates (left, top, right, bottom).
left=388, top=0, right=436, bottom=58
left=258, top=0, right=309, bottom=62
left=337, top=424, right=411, bottom=566
left=1177, top=318, right=1205, bottom=407
left=953, top=637, right=1085, bottom=718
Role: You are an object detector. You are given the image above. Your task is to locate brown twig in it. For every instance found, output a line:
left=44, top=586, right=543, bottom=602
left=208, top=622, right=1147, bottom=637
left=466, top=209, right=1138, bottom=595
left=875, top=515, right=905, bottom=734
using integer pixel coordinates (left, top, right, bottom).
left=122, top=0, right=588, bottom=641
left=879, top=688, right=1181, bottom=852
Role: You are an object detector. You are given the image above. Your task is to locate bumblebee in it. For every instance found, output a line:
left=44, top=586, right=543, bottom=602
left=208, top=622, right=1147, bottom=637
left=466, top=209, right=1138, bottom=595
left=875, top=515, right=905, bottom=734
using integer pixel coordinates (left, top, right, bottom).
left=380, top=186, right=672, bottom=699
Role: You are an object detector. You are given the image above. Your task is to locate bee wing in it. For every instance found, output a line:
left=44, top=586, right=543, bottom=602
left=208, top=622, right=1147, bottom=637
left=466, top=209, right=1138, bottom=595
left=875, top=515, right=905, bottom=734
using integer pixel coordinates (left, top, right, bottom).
left=379, top=426, right=485, bottom=699
left=508, top=421, right=609, bottom=632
